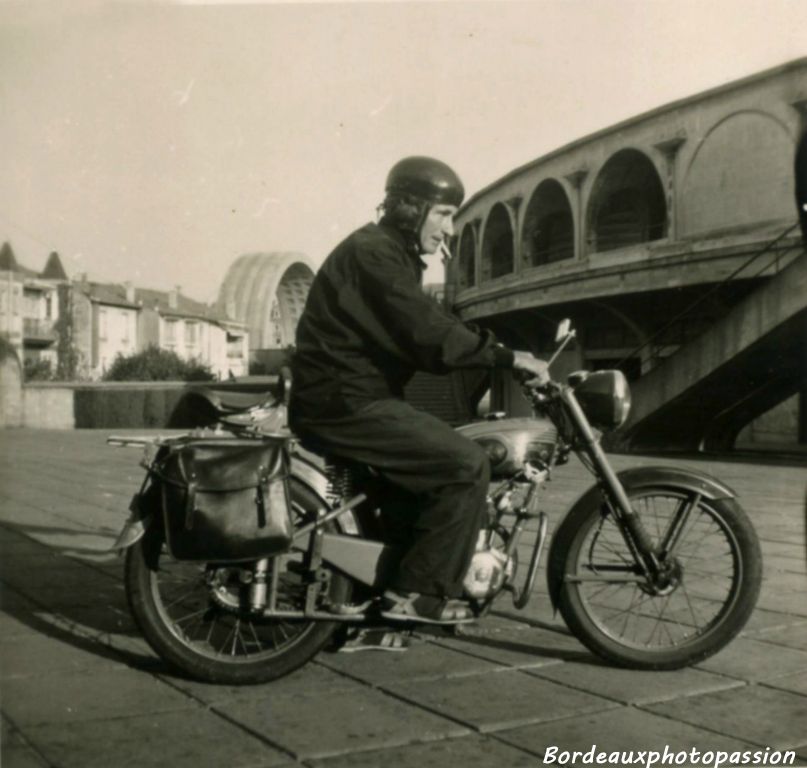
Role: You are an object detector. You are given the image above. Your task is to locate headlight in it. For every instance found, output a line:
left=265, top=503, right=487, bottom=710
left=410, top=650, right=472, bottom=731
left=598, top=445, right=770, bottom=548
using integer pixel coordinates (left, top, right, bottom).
left=572, top=370, right=632, bottom=431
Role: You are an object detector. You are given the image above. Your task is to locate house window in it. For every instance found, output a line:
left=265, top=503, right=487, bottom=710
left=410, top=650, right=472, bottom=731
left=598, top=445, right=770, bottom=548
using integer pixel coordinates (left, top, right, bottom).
left=121, top=311, right=130, bottom=343
left=45, top=294, right=53, bottom=319
left=99, top=309, right=108, bottom=340
left=165, top=319, right=177, bottom=346
left=185, top=322, right=198, bottom=348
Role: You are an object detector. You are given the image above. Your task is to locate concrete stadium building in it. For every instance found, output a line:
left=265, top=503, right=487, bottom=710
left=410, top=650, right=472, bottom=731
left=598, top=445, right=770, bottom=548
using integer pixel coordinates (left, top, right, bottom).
left=447, top=58, right=807, bottom=453
left=217, top=252, right=316, bottom=370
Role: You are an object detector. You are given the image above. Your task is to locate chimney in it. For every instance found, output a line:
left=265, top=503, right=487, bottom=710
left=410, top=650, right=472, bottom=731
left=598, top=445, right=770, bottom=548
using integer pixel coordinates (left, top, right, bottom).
left=124, top=281, right=135, bottom=303
left=168, top=285, right=180, bottom=310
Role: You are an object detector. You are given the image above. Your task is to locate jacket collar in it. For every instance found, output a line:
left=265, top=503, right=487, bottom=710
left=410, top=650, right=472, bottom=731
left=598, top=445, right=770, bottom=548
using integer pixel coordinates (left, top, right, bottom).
left=378, top=218, right=427, bottom=271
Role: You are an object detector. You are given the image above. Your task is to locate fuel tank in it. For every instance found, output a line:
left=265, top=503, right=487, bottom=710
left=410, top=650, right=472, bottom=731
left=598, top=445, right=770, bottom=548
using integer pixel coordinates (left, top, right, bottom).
left=456, top=417, right=558, bottom=477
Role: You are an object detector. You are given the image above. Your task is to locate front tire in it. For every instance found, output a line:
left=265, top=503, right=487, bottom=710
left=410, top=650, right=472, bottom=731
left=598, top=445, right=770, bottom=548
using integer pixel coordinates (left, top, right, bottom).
left=125, top=479, right=350, bottom=684
left=549, top=484, right=761, bottom=670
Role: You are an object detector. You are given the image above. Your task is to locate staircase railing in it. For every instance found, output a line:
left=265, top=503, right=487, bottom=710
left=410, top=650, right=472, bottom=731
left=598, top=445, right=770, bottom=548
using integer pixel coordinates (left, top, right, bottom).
left=617, top=222, right=804, bottom=371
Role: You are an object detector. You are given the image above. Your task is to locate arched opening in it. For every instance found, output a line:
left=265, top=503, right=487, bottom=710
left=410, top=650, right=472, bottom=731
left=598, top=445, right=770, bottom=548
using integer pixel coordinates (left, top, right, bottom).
left=588, top=149, right=667, bottom=253
left=481, top=203, right=515, bottom=281
left=521, top=179, right=574, bottom=266
left=273, top=263, right=314, bottom=347
left=457, top=225, right=476, bottom=289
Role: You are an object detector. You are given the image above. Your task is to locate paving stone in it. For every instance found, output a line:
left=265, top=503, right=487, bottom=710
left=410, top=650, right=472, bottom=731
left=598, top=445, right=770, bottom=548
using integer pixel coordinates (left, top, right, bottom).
left=0, top=557, right=110, bottom=585
left=46, top=604, right=139, bottom=639
left=7, top=575, right=125, bottom=606
left=308, top=733, right=538, bottom=768
left=756, top=591, right=807, bottom=618
left=385, top=668, right=617, bottom=733
left=0, top=745, right=50, bottom=768
left=526, top=660, right=743, bottom=704
left=0, top=589, right=47, bottom=638
left=21, top=708, right=289, bottom=768
left=752, top=624, right=807, bottom=652
left=497, top=705, right=763, bottom=757
left=741, top=608, right=807, bottom=635
left=695, top=637, right=807, bottom=682
left=0, top=632, right=126, bottom=679
left=427, top=623, right=587, bottom=669
left=167, top=661, right=359, bottom=705
left=215, top=685, right=470, bottom=759
left=646, top=684, right=807, bottom=750
left=2, top=666, right=200, bottom=726
left=464, top=613, right=536, bottom=633
left=762, top=671, right=807, bottom=697
left=319, top=636, right=506, bottom=684
left=495, top=596, right=567, bottom=630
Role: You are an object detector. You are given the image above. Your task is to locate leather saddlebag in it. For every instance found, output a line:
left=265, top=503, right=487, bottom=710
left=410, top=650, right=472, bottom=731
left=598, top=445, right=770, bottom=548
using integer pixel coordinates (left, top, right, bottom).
left=151, top=438, right=293, bottom=562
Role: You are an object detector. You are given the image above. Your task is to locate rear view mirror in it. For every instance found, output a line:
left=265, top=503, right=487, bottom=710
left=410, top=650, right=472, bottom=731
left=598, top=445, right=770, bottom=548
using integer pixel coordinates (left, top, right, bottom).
left=555, top=319, right=574, bottom=343
left=548, top=319, right=577, bottom=367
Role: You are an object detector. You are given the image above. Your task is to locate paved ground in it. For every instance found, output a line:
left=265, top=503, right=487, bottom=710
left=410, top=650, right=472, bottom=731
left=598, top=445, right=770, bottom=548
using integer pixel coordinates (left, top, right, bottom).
left=1, top=429, right=806, bottom=768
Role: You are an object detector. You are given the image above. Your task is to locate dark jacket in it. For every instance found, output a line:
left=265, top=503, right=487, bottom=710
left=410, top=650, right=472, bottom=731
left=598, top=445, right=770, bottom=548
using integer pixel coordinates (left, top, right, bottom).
left=290, top=219, right=514, bottom=420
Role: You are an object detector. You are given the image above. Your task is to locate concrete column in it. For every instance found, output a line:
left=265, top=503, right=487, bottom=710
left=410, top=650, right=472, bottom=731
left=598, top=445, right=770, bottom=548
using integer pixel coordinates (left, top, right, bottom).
left=471, top=217, right=482, bottom=285
left=564, top=169, right=588, bottom=260
left=653, top=136, right=686, bottom=240
left=505, top=195, right=523, bottom=275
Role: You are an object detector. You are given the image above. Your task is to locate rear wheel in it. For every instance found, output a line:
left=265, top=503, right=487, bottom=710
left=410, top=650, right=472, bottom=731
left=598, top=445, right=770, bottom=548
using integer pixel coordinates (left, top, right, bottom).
left=550, top=485, right=761, bottom=670
left=125, top=479, right=350, bottom=684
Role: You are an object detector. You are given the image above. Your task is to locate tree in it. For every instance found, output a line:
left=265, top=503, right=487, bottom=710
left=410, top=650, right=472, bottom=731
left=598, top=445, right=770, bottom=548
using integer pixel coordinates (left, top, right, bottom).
left=24, top=357, right=54, bottom=381
left=103, top=345, right=215, bottom=382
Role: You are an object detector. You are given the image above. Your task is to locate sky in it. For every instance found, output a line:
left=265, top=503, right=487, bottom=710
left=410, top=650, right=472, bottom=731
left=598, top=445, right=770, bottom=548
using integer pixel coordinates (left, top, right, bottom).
left=1, top=0, right=806, bottom=302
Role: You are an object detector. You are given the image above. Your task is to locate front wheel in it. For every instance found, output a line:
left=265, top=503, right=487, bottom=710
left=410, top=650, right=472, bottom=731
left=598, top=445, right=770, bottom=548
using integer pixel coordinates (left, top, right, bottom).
left=549, top=484, right=761, bottom=670
left=125, top=479, right=351, bottom=685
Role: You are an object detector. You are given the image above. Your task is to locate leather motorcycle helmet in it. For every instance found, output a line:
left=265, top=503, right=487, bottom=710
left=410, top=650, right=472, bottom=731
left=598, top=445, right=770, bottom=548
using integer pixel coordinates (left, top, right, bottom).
left=386, top=156, right=465, bottom=207
left=381, top=156, right=465, bottom=239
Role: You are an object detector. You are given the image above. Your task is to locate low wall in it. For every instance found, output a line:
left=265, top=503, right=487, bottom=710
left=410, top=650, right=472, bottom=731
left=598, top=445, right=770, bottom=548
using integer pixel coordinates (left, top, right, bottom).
left=23, top=384, right=75, bottom=429
left=0, top=355, right=23, bottom=427
left=19, top=382, right=193, bottom=429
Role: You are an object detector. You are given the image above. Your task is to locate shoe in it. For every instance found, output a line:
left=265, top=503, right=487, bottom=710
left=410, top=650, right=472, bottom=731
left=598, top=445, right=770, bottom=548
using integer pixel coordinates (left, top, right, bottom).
left=380, top=591, right=475, bottom=625
left=337, top=628, right=411, bottom=653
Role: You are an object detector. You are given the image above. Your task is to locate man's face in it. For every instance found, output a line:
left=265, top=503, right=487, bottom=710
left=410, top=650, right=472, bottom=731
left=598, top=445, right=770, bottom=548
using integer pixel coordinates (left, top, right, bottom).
left=419, top=204, right=457, bottom=254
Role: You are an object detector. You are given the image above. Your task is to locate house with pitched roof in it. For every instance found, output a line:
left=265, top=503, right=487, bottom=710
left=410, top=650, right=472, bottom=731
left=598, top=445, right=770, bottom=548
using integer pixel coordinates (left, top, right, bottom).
left=135, top=286, right=248, bottom=380
left=0, top=242, right=67, bottom=372
left=69, top=280, right=248, bottom=380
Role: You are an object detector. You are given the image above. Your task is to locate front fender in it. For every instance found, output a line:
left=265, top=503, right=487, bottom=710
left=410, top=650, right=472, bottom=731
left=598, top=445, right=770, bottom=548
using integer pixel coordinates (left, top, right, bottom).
left=546, top=465, right=738, bottom=611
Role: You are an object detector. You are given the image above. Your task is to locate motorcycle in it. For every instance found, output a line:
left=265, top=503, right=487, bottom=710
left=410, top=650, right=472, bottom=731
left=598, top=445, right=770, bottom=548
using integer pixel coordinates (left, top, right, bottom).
left=111, top=320, right=762, bottom=684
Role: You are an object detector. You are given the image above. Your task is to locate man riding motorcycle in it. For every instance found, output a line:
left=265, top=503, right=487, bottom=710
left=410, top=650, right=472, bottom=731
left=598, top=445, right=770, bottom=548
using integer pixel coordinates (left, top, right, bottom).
left=289, top=156, right=548, bottom=625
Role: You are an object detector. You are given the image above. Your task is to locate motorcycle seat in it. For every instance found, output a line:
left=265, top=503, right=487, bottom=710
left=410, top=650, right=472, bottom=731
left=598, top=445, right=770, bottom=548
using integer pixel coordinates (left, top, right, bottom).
left=212, top=391, right=275, bottom=413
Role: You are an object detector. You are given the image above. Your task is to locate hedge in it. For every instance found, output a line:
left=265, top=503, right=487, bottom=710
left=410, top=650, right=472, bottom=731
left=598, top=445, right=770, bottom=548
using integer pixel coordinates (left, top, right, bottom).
left=74, top=386, right=198, bottom=429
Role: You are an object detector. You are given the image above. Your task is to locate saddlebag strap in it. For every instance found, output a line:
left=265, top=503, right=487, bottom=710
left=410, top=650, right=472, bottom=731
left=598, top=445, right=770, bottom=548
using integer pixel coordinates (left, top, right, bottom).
left=178, top=452, right=199, bottom=531
left=255, top=466, right=267, bottom=529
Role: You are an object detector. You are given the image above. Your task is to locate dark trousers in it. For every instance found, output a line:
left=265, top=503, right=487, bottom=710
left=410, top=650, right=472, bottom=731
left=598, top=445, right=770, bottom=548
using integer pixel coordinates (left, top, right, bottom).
left=290, top=398, right=489, bottom=598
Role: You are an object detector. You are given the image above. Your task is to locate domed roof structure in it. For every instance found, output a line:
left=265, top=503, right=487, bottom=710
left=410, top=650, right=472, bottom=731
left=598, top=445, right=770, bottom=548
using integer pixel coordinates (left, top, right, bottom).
left=217, top=252, right=316, bottom=350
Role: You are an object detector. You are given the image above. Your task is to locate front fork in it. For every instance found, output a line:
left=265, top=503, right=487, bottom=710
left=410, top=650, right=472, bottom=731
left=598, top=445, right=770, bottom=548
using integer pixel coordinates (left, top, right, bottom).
left=562, top=390, right=663, bottom=580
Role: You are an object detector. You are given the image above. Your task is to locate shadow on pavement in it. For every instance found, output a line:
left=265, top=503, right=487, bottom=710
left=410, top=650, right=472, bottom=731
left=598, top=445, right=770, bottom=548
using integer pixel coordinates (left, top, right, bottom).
left=0, top=521, right=168, bottom=675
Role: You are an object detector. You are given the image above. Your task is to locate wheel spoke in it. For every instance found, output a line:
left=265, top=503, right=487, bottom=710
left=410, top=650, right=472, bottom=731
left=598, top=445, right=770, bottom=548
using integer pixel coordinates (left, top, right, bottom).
left=571, top=489, right=743, bottom=655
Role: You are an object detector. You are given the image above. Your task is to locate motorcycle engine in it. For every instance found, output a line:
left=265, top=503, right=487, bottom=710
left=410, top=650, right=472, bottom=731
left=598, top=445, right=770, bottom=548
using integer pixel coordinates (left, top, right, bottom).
left=463, top=547, right=513, bottom=600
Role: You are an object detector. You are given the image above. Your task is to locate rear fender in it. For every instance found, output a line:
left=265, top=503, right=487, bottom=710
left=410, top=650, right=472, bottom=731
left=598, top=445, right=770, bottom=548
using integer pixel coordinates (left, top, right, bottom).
left=290, top=449, right=361, bottom=535
left=546, top=465, right=738, bottom=611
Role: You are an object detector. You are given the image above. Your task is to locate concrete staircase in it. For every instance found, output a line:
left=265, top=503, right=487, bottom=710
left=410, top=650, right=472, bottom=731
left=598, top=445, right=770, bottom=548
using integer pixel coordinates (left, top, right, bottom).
left=613, top=249, right=807, bottom=452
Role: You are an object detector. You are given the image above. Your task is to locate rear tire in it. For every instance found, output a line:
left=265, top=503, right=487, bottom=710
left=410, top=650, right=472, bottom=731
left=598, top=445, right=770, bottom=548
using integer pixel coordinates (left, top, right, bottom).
left=125, top=479, right=350, bottom=684
left=549, top=485, right=761, bottom=670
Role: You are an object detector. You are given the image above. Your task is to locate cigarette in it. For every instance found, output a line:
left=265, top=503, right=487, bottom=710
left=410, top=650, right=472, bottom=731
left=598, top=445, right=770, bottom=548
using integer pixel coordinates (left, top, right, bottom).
left=439, top=242, right=452, bottom=261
